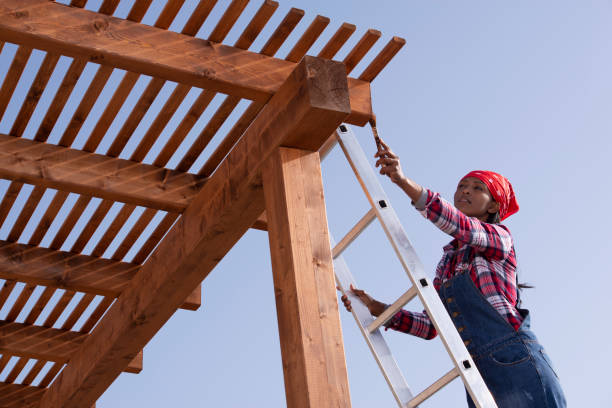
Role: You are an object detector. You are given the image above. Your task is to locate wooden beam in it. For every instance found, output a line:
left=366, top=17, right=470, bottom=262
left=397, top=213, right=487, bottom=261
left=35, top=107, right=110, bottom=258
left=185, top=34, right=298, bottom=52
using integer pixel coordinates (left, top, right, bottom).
left=0, top=134, right=205, bottom=213
left=38, top=56, right=350, bottom=408
left=0, top=240, right=200, bottom=311
left=0, top=321, right=141, bottom=373
left=263, top=147, right=351, bottom=407
left=0, top=0, right=371, bottom=126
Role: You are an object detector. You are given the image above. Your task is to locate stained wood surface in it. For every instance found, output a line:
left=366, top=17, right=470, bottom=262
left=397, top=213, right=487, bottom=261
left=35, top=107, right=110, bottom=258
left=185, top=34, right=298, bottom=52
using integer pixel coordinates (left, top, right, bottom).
left=0, top=382, right=45, bottom=407
left=0, top=0, right=372, bottom=125
left=38, top=56, right=350, bottom=408
left=0, top=240, right=200, bottom=311
left=0, top=320, right=140, bottom=372
left=263, top=147, right=351, bottom=408
left=0, top=133, right=205, bottom=212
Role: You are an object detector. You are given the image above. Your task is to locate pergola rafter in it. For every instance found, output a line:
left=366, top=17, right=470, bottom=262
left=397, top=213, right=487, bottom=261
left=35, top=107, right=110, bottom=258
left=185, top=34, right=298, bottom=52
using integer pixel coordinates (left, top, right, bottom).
left=0, top=0, right=404, bottom=406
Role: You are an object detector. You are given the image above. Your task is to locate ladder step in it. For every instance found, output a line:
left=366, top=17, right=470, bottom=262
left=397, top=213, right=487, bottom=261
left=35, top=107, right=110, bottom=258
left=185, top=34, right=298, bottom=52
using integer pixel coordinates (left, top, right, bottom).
left=368, top=286, right=418, bottom=333
left=408, top=367, right=460, bottom=408
left=332, top=207, right=377, bottom=259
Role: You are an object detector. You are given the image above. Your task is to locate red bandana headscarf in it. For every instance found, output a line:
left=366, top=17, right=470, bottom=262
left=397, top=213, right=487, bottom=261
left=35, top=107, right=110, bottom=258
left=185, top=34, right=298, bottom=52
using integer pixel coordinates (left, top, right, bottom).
left=461, top=170, right=519, bottom=221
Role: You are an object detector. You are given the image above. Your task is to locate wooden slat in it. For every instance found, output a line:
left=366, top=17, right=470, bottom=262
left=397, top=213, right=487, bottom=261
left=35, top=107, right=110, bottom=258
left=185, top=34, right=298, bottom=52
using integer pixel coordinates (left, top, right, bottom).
left=98, top=0, right=121, bottom=15
left=0, top=0, right=372, bottom=124
left=33, top=58, right=88, bottom=143
left=343, top=29, right=381, bottom=74
left=0, top=182, right=24, bottom=227
left=103, top=77, right=165, bottom=157
left=82, top=71, right=140, bottom=153
left=21, top=360, right=47, bottom=385
left=0, top=46, right=32, bottom=121
left=9, top=52, right=60, bottom=137
left=0, top=133, right=206, bottom=212
left=28, top=191, right=69, bottom=246
left=4, top=357, right=28, bottom=383
left=126, top=0, right=153, bottom=22
left=128, top=83, right=191, bottom=162
left=260, top=7, right=304, bottom=56
left=49, top=196, right=90, bottom=250
left=262, top=147, right=351, bottom=407
left=176, top=95, right=240, bottom=172
left=234, top=0, right=278, bottom=50
left=152, top=90, right=216, bottom=167
left=38, top=56, right=350, bottom=408
left=110, top=208, right=156, bottom=261
left=4, top=283, right=36, bottom=322
left=69, top=199, right=114, bottom=253
left=359, top=36, right=406, bottom=82
left=318, top=22, right=356, bottom=59
left=57, top=66, right=113, bottom=147
left=90, top=204, right=136, bottom=258
left=131, top=212, right=179, bottom=264
left=154, top=0, right=185, bottom=30
left=198, top=101, right=262, bottom=176
left=0, top=280, right=17, bottom=310
left=181, top=0, right=218, bottom=36
left=0, top=320, right=140, bottom=373
left=79, top=296, right=113, bottom=333
left=285, top=15, right=330, bottom=62
left=208, top=0, right=250, bottom=43
left=6, top=186, right=45, bottom=242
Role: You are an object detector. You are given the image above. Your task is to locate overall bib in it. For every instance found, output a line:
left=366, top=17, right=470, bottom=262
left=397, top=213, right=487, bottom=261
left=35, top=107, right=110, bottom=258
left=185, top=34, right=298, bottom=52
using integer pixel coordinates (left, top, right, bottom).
left=438, top=273, right=567, bottom=408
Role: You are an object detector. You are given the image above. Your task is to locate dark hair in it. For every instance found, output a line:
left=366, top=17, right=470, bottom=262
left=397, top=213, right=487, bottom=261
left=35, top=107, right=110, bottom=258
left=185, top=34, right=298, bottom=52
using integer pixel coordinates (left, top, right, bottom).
left=486, top=212, right=501, bottom=224
left=485, top=211, right=534, bottom=301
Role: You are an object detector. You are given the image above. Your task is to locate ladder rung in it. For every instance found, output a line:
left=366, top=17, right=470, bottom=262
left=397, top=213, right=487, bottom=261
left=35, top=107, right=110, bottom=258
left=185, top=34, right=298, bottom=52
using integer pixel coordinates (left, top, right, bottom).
left=332, top=207, right=377, bottom=259
left=368, top=286, right=417, bottom=333
left=408, top=367, right=460, bottom=408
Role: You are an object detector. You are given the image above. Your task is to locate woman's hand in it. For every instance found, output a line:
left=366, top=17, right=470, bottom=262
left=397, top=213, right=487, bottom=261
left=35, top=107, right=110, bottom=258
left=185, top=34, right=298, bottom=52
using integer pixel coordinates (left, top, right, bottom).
left=338, top=284, right=387, bottom=317
left=373, top=138, right=424, bottom=203
left=375, top=139, right=406, bottom=186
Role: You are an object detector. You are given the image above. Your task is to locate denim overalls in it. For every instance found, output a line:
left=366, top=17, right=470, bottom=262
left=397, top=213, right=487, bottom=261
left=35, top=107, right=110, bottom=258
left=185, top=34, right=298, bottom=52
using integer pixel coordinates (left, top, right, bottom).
left=438, top=272, right=567, bottom=407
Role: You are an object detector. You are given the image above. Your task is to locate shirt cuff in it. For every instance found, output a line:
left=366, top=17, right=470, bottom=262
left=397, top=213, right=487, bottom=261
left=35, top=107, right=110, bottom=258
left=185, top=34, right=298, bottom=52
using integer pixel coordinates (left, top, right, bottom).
left=412, top=187, right=429, bottom=210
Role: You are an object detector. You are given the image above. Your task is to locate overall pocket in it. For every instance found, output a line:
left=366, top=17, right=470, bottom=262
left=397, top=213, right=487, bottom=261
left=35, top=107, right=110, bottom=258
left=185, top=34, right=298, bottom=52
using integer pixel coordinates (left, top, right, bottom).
left=489, top=341, right=530, bottom=366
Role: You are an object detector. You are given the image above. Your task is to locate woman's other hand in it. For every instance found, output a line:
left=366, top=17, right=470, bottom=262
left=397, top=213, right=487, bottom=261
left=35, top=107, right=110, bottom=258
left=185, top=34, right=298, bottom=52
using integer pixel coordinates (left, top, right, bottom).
left=338, top=284, right=387, bottom=317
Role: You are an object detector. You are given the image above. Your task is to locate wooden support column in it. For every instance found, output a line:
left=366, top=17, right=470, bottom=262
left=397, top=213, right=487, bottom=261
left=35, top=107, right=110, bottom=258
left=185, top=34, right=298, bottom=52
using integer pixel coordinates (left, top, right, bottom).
left=38, top=56, right=350, bottom=408
left=263, top=147, right=351, bottom=408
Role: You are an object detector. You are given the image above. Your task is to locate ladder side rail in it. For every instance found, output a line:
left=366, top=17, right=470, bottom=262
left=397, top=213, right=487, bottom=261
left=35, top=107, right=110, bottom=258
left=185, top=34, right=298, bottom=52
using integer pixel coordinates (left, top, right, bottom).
left=335, top=125, right=498, bottom=408
left=334, top=249, right=415, bottom=407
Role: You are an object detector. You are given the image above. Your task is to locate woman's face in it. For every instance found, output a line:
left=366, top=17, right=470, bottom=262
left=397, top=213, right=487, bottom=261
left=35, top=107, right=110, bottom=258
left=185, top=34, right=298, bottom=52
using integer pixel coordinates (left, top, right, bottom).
left=454, top=177, right=499, bottom=221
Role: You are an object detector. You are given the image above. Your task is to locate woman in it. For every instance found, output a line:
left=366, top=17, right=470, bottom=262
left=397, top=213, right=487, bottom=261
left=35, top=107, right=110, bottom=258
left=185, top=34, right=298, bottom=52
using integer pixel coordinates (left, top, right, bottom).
left=340, top=139, right=566, bottom=407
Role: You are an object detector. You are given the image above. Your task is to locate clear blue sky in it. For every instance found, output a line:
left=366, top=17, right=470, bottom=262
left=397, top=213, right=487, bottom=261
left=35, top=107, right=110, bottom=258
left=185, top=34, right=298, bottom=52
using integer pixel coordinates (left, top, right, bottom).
left=0, top=1, right=610, bottom=407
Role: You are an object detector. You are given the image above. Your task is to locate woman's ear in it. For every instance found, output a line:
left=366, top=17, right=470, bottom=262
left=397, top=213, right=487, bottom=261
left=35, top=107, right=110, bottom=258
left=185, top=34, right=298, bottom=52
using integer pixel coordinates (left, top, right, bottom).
left=488, top=201, right=500, bottom=214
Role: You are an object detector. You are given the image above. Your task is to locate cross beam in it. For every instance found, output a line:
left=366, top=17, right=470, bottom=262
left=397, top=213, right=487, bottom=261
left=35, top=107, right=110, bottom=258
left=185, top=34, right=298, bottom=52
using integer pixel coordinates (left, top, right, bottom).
left=0, top=134, right=205, bottom=213
left=0, top=0, right=372, bottom=125
left=0, top=240, right=200, bottom=311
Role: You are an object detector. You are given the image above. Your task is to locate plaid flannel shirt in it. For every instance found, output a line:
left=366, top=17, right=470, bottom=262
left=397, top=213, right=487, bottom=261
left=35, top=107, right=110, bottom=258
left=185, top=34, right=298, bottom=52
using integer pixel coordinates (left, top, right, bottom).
left=385, top=189, right=523, bottom=339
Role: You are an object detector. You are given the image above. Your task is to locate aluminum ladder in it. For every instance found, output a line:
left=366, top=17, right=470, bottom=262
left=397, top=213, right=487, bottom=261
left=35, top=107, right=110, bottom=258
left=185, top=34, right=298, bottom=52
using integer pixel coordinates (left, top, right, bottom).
left=331, top=124, right=498, bottom=408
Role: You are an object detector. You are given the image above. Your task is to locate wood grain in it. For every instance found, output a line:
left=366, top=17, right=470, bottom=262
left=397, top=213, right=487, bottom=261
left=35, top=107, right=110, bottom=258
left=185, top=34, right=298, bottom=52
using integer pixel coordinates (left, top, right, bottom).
left=0, top=133, right=205, bottom=212
left=0, top=240, right=200, bottom=310
left=38, top=56, right=350, bottom=408
left=262, top=147, right=351, bottom=408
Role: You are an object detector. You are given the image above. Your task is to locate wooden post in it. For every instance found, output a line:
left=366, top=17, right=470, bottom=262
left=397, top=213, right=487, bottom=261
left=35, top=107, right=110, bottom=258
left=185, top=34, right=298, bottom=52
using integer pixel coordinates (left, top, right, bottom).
left=263, top=147, right=351, bottom=408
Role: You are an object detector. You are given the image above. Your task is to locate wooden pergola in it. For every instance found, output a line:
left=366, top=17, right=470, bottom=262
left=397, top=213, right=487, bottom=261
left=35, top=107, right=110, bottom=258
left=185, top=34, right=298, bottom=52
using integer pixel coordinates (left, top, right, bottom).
left=0, top=0, right=404, bottom=406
